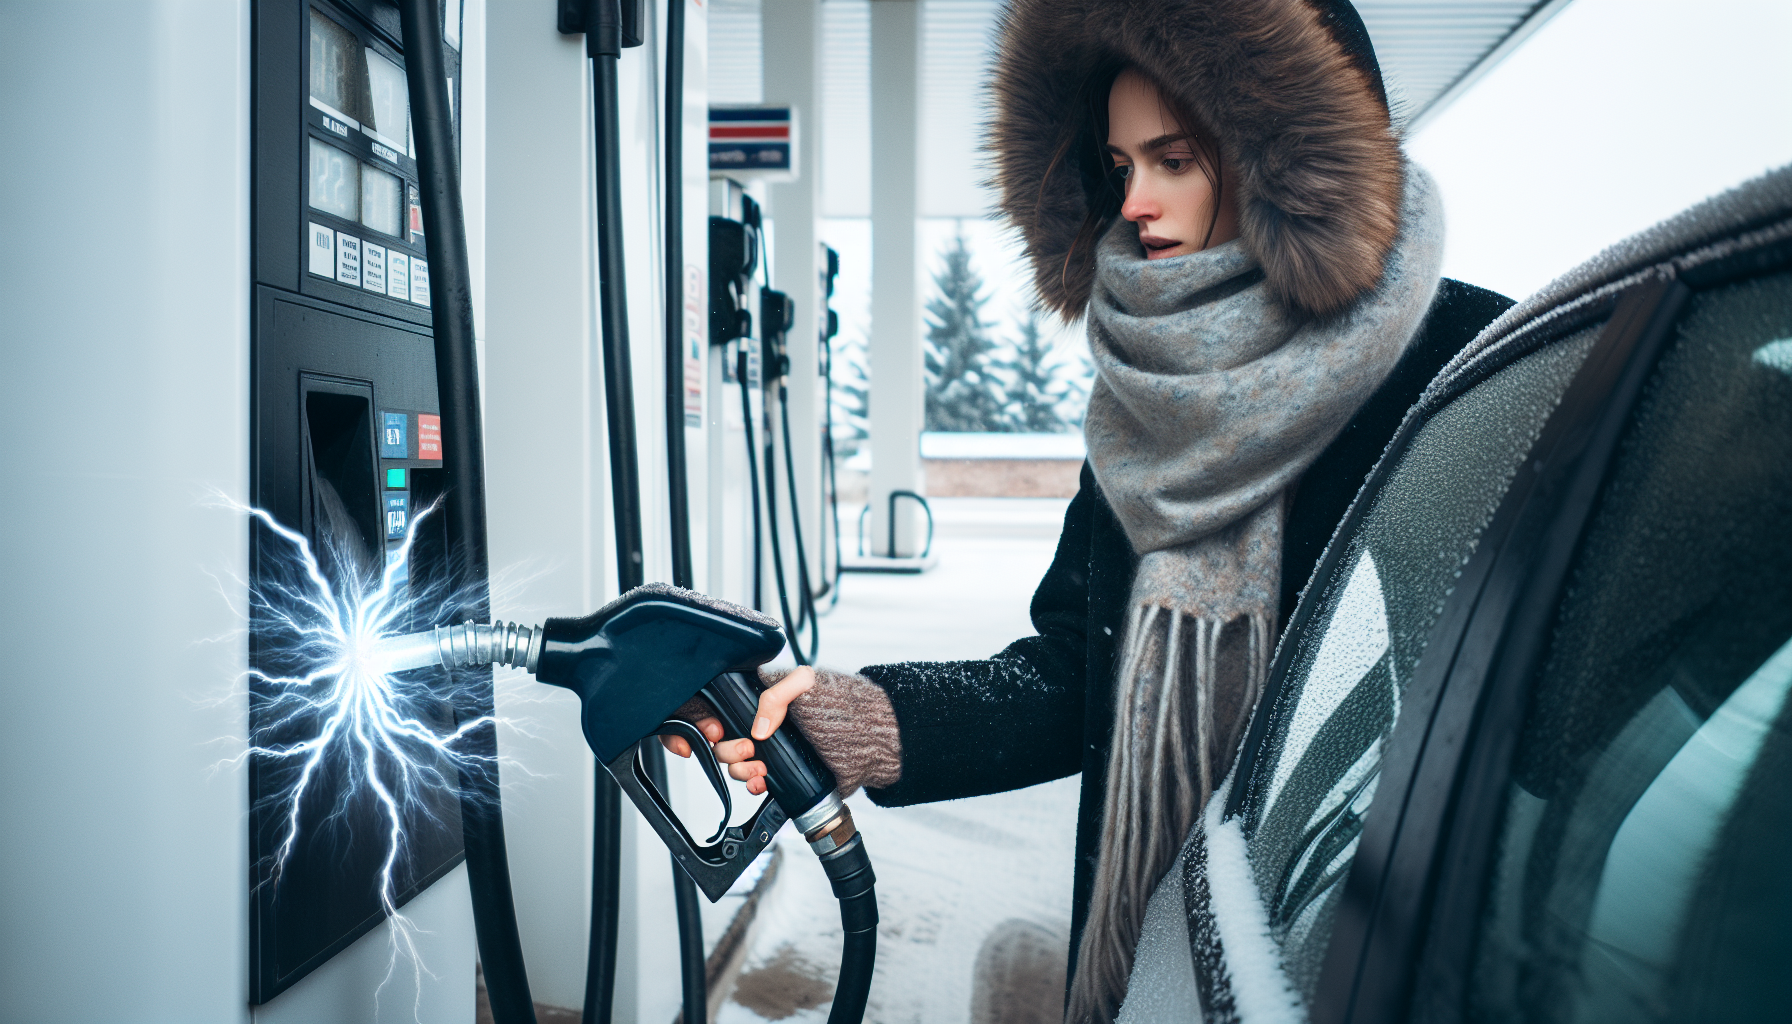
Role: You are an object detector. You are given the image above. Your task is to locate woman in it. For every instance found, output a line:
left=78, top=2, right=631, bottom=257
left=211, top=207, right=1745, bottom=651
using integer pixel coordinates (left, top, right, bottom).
left=675, top=0, right=1511, bottom=1018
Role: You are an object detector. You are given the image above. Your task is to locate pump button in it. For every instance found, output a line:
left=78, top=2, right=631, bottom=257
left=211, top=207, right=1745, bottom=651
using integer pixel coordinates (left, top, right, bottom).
left=307, top=222, right=335, bottom=278
left=386, top=467, right=407, bottom=489
left=384, top=492, right=410, bottom=540
left=384, top=544, right=410, bottom=589
left=380, top=412, right=408, bottom=458
left=417, top=414, right=442, bottom=461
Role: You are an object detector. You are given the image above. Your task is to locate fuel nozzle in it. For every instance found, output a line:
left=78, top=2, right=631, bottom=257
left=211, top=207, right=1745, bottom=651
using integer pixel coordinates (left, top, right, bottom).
left=372, top=620, right=543, bottom=675
left=376, top=584, right=878, bottom=1020
left=367, top=585, right=869, bottom=893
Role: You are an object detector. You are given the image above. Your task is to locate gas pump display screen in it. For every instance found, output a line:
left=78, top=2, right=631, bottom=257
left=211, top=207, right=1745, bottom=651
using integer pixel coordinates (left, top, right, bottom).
left=308, top=9, right=367, bottom=124
left=310, top=8, right=409, bottom=153
left=360, top=161, right=402, bottom=236
left=308, top=138, right=357, bottom=220
left=300, top=4, right=432, bottom=311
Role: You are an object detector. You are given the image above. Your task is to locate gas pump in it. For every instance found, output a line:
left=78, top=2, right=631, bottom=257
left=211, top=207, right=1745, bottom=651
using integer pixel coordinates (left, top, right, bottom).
left=247, top=0, right=508, bottom=1006
left=709, top=182, right=829, bottom=663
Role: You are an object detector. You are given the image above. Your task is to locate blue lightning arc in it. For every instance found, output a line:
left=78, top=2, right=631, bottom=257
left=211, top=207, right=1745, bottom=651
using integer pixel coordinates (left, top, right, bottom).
left=231, top=498, right=496, bottom=999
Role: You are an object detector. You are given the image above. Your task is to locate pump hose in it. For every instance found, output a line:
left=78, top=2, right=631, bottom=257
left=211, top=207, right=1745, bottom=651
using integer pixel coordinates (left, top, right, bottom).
left=759, top=380, right=814, bottom=666
left=777, top=380, right=821, bottom=658
left=815, top=328, right=843, bottom=611
left=740, top=349, right=767, bottom=614
left=832, top=895, right=879, bottom=1024
left=394, top=1, right=539, bottom=1021
left=586, top=23, right=637, bottom=1024
left=740, top=351, right=807, bottom=665
left=818, top=838, right=879, bottom=1024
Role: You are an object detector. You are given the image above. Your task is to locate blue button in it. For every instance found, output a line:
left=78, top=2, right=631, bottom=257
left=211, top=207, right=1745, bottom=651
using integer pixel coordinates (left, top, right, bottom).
left=384, top=544, right=410, bottom=589
left=380, top=411, right=408, bottom=458
left=384, top=492, right=410, bottom=539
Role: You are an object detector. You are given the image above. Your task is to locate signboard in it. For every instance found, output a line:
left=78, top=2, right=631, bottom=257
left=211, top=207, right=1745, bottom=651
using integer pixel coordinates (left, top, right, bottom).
left=709, top=106, right=796, bottom=179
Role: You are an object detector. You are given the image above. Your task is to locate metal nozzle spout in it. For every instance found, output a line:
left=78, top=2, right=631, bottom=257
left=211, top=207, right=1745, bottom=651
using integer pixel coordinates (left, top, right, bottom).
left=369, top=621, right=544, bottom=675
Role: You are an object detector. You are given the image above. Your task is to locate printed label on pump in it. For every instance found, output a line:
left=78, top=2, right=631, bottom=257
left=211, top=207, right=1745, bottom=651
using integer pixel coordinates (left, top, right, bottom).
left=380, top=411, right=408, bottom=457
left=384, top=492, right=410, bottom=540
left=336, top=232, right=361, bottom=287
left=308, top=222, right=335, bottom=278
left=363, top=243, right=387, bottom=294
left=684, top=262, right=705, bottom=426
left=410, top=258, right=430, bottom=306
left=387, top=252, right=410, bottom=300
left=417, top=414, right=442, bottom=461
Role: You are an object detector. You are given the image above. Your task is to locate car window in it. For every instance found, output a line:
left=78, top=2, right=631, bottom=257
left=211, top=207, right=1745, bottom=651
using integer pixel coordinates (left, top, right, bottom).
left=1468, top=270, right=1792, bottom=1023
left=1239, top=326, right=1600, bottom=1001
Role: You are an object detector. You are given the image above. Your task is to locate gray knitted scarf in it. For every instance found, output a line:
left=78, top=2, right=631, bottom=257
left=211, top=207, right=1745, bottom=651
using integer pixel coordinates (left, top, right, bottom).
left=1068, top=164, right=1445, bottom=1023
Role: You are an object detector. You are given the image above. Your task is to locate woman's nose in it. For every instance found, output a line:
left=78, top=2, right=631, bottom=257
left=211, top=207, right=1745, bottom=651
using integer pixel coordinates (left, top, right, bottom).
left=1121, top=175, right=1158, bottom=223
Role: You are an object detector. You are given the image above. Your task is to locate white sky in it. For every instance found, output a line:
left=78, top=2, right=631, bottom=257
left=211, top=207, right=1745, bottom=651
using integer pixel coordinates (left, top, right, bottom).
left=1408, top=0, right=1792, bottom=300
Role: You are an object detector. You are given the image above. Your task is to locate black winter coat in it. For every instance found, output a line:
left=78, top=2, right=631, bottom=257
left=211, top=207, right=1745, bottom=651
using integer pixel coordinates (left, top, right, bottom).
left=858, top=278, right=1512, bottom=964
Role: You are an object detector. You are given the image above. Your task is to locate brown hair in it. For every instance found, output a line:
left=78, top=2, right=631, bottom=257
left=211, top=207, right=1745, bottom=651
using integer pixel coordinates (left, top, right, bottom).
left=1040, top=61, right=1227, bottom=294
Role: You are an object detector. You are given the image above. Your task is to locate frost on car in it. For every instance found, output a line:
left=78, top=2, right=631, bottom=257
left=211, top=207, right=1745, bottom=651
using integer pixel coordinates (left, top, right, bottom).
left=1140, top=166, right=1792, bottom=1024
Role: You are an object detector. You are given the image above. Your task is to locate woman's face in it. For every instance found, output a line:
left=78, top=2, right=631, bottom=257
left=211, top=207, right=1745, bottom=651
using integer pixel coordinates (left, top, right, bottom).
left=1106, top=69, right=1239, bottom=260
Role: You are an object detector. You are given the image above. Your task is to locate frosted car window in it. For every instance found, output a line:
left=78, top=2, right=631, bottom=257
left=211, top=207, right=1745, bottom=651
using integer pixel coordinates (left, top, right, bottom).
left=1469, top=271, right=1792, bottom=1024
left=1239, top=327, right=1600, bottom=1001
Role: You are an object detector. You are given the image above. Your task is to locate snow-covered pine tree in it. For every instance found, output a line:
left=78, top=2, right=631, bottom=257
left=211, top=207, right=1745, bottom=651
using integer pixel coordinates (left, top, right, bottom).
left=923, top=234, right=1009, bottom=432
left=1058, top=337, right=1094, bottom=429
left=999, top=309, right=1073, bottom=432
left=828, top=331, right=872, bottom=458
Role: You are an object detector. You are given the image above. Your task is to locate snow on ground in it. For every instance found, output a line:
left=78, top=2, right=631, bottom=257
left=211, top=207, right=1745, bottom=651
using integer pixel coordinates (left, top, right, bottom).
left=723, top=498, right=1083, bottom=1024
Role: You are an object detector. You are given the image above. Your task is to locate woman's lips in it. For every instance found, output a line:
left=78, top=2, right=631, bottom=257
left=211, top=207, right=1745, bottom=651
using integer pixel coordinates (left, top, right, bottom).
left=1139, top=232, right=1184, bottom=259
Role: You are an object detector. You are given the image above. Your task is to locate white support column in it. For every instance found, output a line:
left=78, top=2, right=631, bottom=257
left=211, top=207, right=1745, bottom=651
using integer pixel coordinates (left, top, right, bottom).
left=762, top=0, right=825, bottom=584
left=868, top=0, right=924, bottom=556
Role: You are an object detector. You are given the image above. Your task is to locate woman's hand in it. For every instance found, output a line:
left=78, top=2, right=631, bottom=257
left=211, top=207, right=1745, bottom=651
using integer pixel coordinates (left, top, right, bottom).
left=661, top=667, right=815, bottom=796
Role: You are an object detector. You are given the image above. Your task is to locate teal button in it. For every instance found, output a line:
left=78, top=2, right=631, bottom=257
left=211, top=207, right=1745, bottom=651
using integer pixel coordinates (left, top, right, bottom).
left=386, top=467, right=406, bottom=489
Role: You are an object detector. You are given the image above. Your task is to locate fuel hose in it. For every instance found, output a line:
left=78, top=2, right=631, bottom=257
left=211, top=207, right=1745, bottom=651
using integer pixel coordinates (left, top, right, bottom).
left=394, top=0, right=538, bottom=1021
left=658, top=1, right=713, bottom=1020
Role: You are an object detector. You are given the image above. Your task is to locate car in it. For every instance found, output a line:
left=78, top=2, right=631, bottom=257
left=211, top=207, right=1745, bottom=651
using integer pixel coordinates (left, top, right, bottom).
left=1169, top=165, right=1792, bottom=1024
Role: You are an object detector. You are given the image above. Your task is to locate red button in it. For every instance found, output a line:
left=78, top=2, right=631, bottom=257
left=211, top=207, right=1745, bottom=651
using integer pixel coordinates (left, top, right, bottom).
left=418, top=414, right=442, bottom=461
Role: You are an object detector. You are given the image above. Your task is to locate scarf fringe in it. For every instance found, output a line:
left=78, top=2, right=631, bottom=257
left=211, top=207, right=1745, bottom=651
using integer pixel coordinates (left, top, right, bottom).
left=1067, top=605, right=1272, bottom=1024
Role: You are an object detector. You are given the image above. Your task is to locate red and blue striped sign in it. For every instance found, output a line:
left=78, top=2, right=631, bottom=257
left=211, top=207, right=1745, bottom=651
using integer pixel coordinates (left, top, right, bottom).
left=710, top=106, right=794, bottom=173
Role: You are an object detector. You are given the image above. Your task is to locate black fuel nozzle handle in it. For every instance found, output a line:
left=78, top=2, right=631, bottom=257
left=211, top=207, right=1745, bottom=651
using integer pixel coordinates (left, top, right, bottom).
left=524, top=583, right=854, bottom=898
left=701, top=669, right=836, bottom=821
left=383, top=587, right=878, bottom=1018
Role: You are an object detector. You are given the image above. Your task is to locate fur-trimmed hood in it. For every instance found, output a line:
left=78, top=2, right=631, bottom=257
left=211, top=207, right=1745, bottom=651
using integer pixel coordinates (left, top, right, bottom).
left=987, top=0, right=1405, bottom=319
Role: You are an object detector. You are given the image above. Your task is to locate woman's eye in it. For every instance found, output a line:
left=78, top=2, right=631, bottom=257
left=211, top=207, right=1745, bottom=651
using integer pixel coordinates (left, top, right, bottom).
left=1162, top=157, right=1188, bottom=173
left=1113, top=165, right=1131, bottom=180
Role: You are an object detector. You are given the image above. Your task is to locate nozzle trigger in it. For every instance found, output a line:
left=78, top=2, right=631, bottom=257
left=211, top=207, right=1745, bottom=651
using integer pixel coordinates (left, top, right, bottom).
left=655, top=719, right=733, bottom=845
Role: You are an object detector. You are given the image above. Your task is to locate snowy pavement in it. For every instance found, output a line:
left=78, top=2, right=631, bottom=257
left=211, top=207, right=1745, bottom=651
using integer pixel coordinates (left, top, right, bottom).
left=714, top=498, right=1084, bottom=1024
